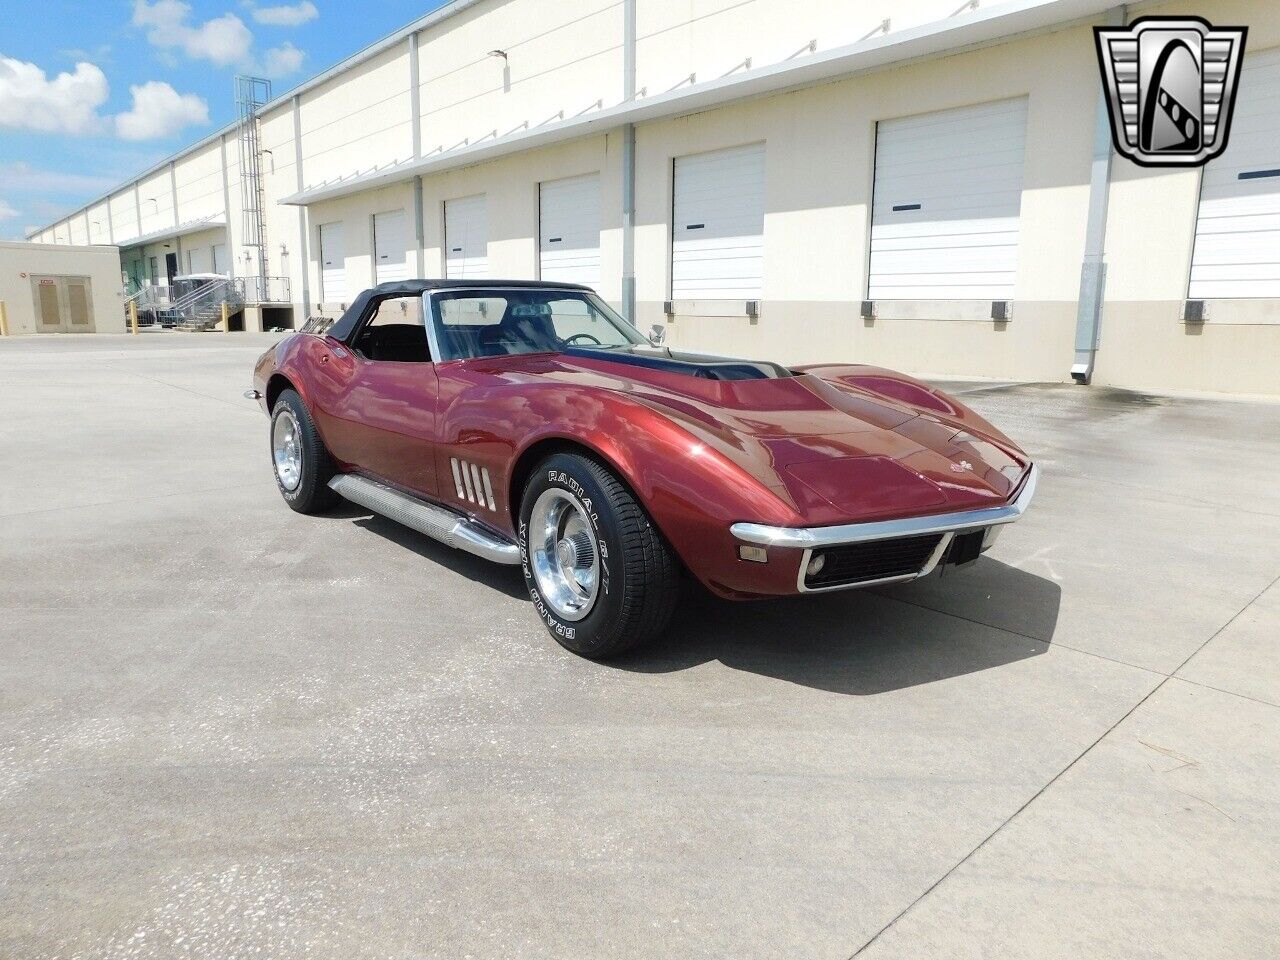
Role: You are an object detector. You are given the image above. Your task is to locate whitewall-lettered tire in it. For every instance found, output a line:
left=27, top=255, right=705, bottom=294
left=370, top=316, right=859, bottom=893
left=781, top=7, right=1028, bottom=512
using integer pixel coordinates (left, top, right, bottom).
left=519, top=452, right=680, bottom=658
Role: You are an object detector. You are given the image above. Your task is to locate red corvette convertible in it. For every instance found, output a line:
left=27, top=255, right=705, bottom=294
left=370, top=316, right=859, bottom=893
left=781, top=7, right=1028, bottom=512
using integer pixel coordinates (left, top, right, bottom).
left=250, top=280, right=1037, bottom=658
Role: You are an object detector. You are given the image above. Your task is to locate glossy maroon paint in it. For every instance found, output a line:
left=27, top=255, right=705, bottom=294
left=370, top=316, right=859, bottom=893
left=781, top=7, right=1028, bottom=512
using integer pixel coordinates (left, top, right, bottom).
left=254, top=337, right=1029, bottom=599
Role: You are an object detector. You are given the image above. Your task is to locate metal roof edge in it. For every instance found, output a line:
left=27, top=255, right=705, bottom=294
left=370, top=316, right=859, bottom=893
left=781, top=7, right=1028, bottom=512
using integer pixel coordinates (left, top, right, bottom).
left=279, top=0, right=1116, bottom=207
left=116, top=216, right=228, bottom=250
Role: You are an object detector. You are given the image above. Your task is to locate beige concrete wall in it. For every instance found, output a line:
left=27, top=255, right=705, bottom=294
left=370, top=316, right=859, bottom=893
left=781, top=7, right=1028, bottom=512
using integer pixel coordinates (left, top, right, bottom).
left=108, top=192, right=140, bottom=247
left=415, top=0, right=622, bottom=157
left=300, top=42, right=414, bottom=187
left=634, top=21, right=1098, bottom=381
left=636, top=0, right=978, bottom=100
left=137, top=167, right=176, bottom=238
left=0, top=241, right=125, bottom=335
left=173, top=140, right=226, bottom=224
left=85, top=201, right=112, bottom=246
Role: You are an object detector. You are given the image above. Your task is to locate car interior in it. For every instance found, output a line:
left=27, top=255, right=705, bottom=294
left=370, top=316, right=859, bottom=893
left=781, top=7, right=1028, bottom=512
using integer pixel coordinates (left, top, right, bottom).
left=351, top=296, right=432, bottom=363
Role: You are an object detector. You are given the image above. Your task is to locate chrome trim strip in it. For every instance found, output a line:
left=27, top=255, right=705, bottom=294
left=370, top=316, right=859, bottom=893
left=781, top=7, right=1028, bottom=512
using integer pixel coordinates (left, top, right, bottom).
left=328, top=474, right=519, bottom=565
left=795, top=531, right=955, bottom=594
left=733, top=462, right=1039, bottom=549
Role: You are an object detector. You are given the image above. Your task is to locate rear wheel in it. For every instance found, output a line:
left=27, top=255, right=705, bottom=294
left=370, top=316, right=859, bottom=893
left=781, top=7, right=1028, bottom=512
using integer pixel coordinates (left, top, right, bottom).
left=519, top=453, right=680, bottom=658
left=270, top=389, right=338, bottom=514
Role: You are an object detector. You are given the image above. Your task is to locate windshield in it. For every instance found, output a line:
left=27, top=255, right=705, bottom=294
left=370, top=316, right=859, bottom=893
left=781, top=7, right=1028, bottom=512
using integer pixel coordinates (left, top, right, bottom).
left=427, top=288, right=648, bottom=361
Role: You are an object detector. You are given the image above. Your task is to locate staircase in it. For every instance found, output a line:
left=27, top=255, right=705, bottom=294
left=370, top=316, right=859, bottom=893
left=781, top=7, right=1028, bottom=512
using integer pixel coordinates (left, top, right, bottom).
left=163, top=278, right=245, bottom=330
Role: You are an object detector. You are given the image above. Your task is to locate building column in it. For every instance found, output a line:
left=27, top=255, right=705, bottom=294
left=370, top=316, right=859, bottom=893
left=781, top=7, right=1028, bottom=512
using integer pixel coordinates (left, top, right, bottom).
left=169, top=161, right=179, bottom=227
left=220, top=134, right=236, bottom=279
left=292, top=95, right=311, bottom=317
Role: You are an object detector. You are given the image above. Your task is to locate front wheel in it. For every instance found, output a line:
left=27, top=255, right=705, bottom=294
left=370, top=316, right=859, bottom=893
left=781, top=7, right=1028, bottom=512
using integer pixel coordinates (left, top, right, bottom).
left=270, top=389, right=338, bottom=514
left=519, top=453, right=680, bottom=658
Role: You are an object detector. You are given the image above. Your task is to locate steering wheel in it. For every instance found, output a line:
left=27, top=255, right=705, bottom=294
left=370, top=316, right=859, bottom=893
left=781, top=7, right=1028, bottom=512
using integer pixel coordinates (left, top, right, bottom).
left=563, top=333, right=603, bottom=346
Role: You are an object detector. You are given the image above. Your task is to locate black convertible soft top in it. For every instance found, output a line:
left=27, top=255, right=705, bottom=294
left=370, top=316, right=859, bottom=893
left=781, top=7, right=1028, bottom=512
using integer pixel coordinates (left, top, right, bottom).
left=323, top=279, right=591, bottom=342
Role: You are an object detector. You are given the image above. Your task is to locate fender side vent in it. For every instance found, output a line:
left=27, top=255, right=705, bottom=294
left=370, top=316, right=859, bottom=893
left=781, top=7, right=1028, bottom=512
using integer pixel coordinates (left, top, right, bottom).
left=450, top=458, right=496, bottom=511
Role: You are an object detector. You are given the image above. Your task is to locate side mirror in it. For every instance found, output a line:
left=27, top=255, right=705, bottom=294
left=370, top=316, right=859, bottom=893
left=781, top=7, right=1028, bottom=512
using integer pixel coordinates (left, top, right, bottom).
left=649, top=323, right=666, bottom=345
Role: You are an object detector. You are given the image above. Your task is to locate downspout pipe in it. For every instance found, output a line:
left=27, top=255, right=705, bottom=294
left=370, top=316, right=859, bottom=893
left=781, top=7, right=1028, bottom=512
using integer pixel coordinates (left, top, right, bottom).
left=1072, top=5, right=1125, bottom=384
left=410, top=31, right=427, bottom=280
left=620, top=0, right=637, bottom=323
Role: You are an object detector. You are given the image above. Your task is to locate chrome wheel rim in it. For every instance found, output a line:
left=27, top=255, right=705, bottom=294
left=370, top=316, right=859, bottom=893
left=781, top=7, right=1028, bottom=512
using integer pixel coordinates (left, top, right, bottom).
left=272, top=409, right=303, bottom=491
left=530, top=488, right=600, bottom=622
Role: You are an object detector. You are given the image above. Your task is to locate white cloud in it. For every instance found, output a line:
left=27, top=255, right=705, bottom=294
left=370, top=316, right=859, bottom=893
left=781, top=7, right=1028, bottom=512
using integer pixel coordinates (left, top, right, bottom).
left=132, top=0, right=254, bottom=68
left=0, top=200, right=18, bottom=219
left=131, top=1, right=305, bottom=76
left=252, top=2, right=318, bottom=27
left=114, top=81, right=209, bottom=140
left=0, top=56, right=108, bottom=134
left=260, top=42, right=305, bottom=78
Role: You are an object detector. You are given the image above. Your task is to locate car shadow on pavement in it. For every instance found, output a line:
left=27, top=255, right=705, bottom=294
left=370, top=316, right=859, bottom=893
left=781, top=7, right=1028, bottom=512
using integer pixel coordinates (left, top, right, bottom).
left=614, top=559, right=1061, bottom=696
left=344, top=510, right=529, bottom=600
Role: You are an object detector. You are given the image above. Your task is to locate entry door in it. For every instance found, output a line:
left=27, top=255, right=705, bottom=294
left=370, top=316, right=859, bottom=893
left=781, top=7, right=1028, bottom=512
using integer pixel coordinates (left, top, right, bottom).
left=212, top=243, right=228, bottom=276
left=32, top=277, right=64, bottom=332
left=1188, top=47, right=1280, bottom=298
left=373, top=210, right=409, bottom=284
left=444, top=195, right=488, bottom=278
left=319, top=222, right=347, bottom=303
left=539, top=174, right=601, bottom=287
left=165, top=253, right=178, bottom=284
left=869, top=98, right=1028, bottom=300
left=672, top=143, right=766, bottom=299
left=30, top=276, right=95, bottom=333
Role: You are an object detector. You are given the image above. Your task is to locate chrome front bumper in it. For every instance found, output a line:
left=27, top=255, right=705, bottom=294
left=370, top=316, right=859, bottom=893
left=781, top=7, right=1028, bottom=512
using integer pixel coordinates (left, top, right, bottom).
left=731, top=463, right=1039, bottom=593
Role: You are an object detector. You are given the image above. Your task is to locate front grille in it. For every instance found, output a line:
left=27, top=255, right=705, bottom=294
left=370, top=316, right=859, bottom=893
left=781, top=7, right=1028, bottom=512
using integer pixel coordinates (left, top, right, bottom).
left=804, top=534, right=943, bottom=590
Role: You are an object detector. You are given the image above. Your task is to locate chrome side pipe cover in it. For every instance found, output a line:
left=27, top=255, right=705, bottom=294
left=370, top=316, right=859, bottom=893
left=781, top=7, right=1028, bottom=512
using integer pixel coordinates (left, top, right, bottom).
left=328, top=474, right=520, bottom=565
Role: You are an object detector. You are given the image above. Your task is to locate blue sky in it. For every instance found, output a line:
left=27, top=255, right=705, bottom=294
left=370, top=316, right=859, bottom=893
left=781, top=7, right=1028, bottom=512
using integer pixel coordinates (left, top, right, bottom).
left=0, top=0, right=450, bottom=239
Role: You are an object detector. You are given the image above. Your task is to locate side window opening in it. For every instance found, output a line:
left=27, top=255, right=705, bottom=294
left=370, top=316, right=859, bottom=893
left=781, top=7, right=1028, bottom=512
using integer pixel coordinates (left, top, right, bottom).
left=353, top=295, right=431, bottom=362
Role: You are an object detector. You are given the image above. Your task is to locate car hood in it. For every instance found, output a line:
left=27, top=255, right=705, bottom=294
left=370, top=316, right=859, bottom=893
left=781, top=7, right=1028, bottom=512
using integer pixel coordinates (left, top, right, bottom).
left=464, top=350, right=1030, bottom=524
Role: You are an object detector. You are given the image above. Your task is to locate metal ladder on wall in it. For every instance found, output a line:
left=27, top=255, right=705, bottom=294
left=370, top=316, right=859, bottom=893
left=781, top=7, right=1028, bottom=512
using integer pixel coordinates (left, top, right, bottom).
left=235, top=75, right=272, bottom=286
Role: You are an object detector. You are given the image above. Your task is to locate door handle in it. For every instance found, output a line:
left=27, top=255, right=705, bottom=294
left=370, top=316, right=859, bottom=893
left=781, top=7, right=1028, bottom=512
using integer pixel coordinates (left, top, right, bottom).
left=320, top=353, right=330, bottom=363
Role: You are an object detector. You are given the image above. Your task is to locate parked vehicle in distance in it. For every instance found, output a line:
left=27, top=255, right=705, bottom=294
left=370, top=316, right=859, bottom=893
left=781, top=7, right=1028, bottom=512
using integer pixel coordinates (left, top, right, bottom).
left=249, top=280, right=1038, bottom=658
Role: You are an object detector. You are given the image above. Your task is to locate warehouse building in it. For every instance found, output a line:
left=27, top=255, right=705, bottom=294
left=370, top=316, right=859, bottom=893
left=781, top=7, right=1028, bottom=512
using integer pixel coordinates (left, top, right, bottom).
left=26, top=0, right=1280, bottom=396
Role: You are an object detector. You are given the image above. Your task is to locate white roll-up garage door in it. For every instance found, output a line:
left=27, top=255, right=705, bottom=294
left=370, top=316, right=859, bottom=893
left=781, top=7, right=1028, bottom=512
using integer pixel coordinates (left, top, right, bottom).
left=373, top=210, right=408, bottom=284
left=672, top=143, right=765, bottom=299
left=445, top=195, right=488, bottom=279
left=539, top=174, right=601, bottom=287
left=319, top=222, right=346, bottom=303
left=1189, top=48, right=1280, bottom=299
left=869, top=98, right=1028, bottom=300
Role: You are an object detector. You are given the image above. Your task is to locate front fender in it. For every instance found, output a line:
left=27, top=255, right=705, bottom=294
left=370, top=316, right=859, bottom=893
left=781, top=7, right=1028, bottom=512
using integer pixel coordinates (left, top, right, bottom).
left=508, top=388, right=807, bottom=597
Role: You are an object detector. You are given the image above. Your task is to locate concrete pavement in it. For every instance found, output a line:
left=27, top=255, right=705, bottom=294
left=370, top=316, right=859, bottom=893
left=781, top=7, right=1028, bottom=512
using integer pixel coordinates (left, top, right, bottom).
left=1, top=334, right=1277, bottom=959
